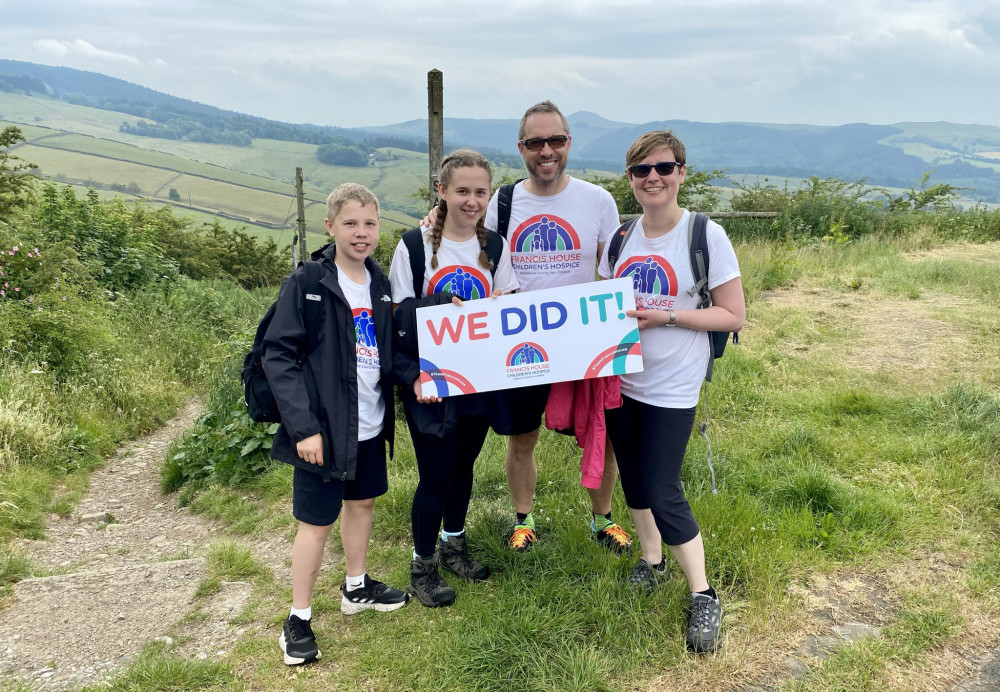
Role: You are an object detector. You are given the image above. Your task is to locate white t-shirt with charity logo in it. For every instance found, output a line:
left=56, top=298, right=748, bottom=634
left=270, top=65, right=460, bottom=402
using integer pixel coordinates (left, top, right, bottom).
left=597, top=210, right=741, bottom=409
left=484, top=177, right=618, bottom=292
left=389, top=230, right=519, bottom=301
left=337, top=269, right=384, bottom=441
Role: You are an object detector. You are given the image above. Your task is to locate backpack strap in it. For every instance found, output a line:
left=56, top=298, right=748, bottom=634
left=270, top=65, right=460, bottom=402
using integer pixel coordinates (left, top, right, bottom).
left=607, top=217, right=639, bottom=276
left=300, top=260, right=325, bottom=355
left=402, top=227, right=426, bottom=298
left=495, top=179, right=525, bottom=239
left=482, top=230, right=504, bottom=278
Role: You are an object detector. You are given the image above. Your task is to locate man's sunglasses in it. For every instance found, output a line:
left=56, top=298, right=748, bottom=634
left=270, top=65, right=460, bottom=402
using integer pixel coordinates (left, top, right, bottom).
left=628, top=161, right=683, bottom=178
left=520, top=135, right=570, bottom=152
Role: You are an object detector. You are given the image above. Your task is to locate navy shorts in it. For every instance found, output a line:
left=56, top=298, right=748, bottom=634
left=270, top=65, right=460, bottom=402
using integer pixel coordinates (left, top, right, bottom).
left=502, top=383, right=552, bottom=436
left=292, top=434, right=388, bottom=527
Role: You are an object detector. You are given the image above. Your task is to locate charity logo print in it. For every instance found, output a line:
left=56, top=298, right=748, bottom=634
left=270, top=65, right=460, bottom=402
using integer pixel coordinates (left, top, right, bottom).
left=509, top=214, right=581, bottom=253
left=426, top=265, right=491, bottom=301
left=615, top=255, right=679, bottom=296
left=352, top=307, right=379, bottom=368
left=505, top=342, right=550, bottom=381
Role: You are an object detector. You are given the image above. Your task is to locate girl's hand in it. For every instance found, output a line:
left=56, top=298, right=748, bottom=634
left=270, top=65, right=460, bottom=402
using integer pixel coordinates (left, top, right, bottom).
left=413, top=378, right=443, bottom=403
left=451, top=295, right=464, bottom=307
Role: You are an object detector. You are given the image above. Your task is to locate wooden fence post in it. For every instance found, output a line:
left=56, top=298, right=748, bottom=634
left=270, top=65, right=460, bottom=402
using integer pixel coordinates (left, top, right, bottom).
left=428, top=69, right=443, bottom=209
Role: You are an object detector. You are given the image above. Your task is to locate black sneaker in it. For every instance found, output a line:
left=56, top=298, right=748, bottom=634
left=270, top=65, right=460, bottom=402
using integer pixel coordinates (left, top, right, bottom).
left=439, top=533, right=490, bottom=582
left=340, top=574, right=410, bottom=615
left=628, top=556, right=667, bottom=594
left=409, top=553, right=456, bottom=607
left=279, top=614, right=321, bottom=666
left=687, top=593, right=723, bottom=653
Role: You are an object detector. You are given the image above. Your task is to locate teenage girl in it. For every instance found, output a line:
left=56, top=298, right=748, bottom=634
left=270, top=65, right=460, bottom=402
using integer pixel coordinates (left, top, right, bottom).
left=389, top=150, right=519, bottom=607
left=598, top=131, right=745, bottom=653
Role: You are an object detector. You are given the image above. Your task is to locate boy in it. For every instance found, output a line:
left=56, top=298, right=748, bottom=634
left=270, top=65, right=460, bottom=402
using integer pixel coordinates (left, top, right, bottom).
left=263, top=183, right=408, bottom=666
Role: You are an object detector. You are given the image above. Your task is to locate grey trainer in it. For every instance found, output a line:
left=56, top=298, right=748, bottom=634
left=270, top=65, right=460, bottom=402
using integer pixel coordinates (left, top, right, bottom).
left=628, top=556, right=667, bottom=593
left=687, top=593, right=722, bottom=653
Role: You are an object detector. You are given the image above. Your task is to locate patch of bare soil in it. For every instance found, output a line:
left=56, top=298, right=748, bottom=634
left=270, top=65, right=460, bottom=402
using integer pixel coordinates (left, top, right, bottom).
left=0, top=400, right=294, bottom=690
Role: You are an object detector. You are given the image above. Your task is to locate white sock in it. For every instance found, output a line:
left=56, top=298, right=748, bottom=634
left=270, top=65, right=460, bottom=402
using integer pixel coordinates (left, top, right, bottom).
left=345, top=573, right=366, bottom=591
left=290, top=605, right=311, bottom=621
left=441, top=528, right=464, bottom=540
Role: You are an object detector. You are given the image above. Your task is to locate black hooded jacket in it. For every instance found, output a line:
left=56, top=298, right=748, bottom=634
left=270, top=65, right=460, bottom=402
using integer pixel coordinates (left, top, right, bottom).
left=263, top=243, right=395, bottom=480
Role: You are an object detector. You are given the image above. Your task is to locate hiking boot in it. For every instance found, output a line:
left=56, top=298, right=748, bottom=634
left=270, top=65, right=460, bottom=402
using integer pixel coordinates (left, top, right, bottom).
left=439, top=533, right=490, bottom=582
left=687, top=593, right=723, bottom=653
left=591, top=519, right=632, bottom=554
left=409, top=553, right=456, bottom=607
left=279, top=614, right=321, bottom=666
left=340, top=574, right=409, bottom=615
left=509, top=525, right=537, bottom=552
left=628, top=556, right=667, bottom=594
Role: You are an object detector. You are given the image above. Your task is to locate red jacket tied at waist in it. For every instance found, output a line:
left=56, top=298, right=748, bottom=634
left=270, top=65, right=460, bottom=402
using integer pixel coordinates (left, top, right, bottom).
left=544, top=377, right=622, bottom=489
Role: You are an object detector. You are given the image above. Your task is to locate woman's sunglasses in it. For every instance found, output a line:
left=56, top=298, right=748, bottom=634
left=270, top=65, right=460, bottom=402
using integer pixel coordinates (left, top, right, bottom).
left=628, top=161, right=683, bottom=178
left=519, top=135, right=570, bottom=152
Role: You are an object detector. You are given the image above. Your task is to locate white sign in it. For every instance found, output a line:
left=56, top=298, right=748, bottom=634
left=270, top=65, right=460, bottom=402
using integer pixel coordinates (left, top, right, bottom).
left=415, top=278, right=643, bottom=397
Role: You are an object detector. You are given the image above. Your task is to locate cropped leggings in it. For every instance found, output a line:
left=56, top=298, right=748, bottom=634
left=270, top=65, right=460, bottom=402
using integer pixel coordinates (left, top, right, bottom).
left=605, top=395, right=700, bottom=546
left=404, top=403, right=490, bottom=558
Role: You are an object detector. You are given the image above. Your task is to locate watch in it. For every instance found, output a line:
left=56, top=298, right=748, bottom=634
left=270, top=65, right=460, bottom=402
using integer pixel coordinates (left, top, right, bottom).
left=667, top=310, right=676, bottom=326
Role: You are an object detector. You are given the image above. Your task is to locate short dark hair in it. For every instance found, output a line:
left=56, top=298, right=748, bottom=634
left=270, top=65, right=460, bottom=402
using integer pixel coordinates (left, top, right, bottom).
left=518, top=100, right=570, bottom=140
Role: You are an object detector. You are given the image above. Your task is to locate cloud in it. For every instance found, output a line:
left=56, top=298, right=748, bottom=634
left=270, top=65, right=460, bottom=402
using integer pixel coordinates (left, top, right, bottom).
left=31, top=39, right=141, bottom=64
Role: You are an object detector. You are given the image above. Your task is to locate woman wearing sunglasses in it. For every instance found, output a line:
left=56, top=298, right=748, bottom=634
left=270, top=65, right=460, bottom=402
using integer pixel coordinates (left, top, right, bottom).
left=597, top=130, right=745, bottom=654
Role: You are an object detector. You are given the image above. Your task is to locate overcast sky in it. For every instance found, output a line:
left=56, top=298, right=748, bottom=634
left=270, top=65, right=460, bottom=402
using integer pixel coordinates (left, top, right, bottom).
left=2, top=0, right=998, bottom=130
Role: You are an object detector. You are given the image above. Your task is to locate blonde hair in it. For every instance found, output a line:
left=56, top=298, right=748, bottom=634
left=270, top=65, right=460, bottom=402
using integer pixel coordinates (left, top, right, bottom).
left=326, top=182, right=379, bottom=222
left=429, top=149, right=494, bottom=271
left=625, top=130, right=686, bottom=168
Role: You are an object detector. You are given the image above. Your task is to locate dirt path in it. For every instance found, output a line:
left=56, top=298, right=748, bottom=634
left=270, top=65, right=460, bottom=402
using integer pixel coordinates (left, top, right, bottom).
left=0, top=400, right=291, bottom=690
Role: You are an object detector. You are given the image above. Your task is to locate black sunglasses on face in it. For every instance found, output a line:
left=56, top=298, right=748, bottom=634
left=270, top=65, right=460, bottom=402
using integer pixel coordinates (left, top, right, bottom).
left=628, top=161, right=682, bottom=178
left=520, top=135, right=570, bottom=152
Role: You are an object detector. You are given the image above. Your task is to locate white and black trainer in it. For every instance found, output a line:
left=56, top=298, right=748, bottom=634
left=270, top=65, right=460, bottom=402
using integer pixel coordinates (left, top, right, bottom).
left=279, top=614, right=321, bottom=666
left=340, top=574, right=410, bottom=615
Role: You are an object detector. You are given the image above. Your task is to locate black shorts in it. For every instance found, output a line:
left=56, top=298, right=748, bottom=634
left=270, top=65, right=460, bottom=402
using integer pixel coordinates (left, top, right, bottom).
left=292, top=434, right=388, bottom=527
left=502, top=383, right=551, bottom=436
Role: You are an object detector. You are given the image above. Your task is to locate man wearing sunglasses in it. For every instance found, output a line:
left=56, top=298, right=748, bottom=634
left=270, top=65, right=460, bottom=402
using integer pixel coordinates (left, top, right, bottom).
left=482, top=101, right=630, bottom=555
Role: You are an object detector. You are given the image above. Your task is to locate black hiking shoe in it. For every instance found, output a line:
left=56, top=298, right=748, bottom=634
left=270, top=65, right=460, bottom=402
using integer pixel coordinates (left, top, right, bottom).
left=409, top=553, right=456, bottom=607
left=628, top=556, right=667, bottom=594
left=439, top=533, right=490, bottom=582
left=279, top=614, right=321, bottom=666
left=340, top=574, right=409, bottom=615
left=687, top=593, right=723, bottom=653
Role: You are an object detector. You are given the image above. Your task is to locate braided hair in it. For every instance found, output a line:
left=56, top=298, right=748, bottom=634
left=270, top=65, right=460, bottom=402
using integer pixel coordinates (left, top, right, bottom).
left=428, top=149, right=494, bottom=271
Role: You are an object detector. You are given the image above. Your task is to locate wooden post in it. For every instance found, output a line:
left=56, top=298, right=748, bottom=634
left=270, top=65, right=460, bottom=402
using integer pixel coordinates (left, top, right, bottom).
left=295, top=167, right=307, bottom=265
left=427, top=69, right=443, bottom=208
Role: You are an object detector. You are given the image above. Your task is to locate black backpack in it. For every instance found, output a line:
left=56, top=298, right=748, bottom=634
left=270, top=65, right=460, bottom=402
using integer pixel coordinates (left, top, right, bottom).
left=495, top=179, right=526, bottom=239
left=241, top=261, right=325, bottom=423
left=402, top=226, right=506, bottom=297
left=607, top=211, right=739, bottom=383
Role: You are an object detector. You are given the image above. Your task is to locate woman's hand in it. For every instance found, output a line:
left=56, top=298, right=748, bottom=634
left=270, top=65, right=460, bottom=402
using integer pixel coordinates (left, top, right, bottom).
left=626, top=308, right=667, bottom=330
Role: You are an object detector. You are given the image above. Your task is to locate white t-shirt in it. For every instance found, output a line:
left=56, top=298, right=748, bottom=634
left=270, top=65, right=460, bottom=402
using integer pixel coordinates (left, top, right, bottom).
left=484, top=177, right=618, bottom=292
left=597, top=210, right=741, bottom=408
left=337, top=269, right=384, bottom=441
left=389, top=230, right=519, bottom=301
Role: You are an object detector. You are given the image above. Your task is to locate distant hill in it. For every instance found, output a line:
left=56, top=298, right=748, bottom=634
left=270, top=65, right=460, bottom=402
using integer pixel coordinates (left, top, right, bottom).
left=3, top=59, right=1000, bottom=202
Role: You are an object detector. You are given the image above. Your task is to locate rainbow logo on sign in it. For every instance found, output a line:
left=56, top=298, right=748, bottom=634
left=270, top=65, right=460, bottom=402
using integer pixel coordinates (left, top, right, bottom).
left=506, top=342, right=548, bottom=366
left=615, top=255, right=678, bottom=296
left=352, top=308, right=377, bottom=347
left=510, top=214, right=581, bottom=253
left=419, top=357, right=477, bottom=397
left=427, top=265, right=491, bottom=301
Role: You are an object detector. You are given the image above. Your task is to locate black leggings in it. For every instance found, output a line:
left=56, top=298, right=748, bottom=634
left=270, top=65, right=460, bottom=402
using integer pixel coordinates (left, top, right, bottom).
left=404, top=403, right=490, bottom=558
left=605, top=396, right=700, bottom=546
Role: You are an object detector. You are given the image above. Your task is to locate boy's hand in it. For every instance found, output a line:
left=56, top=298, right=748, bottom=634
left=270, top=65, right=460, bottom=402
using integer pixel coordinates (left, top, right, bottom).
left=296, top=433, right=324, bottom=466
left=413, top=378, right=443, bottom=404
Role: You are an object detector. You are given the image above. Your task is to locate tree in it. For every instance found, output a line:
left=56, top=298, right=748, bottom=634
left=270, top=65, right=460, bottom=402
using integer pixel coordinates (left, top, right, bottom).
left=0, top=125, right=36, bottom=221
left=168, top=188, right=181, bottom=202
